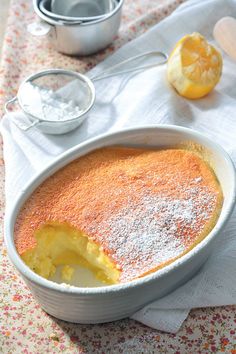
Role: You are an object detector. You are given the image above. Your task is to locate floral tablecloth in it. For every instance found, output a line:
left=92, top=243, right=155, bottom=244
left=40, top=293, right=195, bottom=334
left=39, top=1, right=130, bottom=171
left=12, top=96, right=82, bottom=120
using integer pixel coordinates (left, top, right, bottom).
left=0, top=0, right=236, bottom=353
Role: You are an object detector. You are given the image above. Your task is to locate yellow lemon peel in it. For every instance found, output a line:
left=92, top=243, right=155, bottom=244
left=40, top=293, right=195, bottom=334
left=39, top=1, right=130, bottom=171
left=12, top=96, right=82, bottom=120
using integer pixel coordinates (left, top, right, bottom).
left=167, top=32, right=222, bottom=99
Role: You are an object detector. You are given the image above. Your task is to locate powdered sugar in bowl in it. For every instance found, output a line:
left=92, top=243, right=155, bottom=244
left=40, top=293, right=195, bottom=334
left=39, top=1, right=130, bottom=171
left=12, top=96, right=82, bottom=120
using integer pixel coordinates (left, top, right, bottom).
left=5, top=69, right=95, bottom=135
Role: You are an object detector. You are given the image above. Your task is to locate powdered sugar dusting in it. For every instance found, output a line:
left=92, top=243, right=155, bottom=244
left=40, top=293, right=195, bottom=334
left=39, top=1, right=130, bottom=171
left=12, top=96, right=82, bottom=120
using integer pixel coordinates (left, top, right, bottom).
left=97, top=180, right=219, bottom=282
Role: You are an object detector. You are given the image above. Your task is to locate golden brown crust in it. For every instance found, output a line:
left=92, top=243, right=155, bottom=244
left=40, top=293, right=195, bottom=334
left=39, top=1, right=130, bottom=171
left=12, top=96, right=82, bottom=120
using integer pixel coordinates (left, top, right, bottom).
left=15, top=147, right=223, bottom=282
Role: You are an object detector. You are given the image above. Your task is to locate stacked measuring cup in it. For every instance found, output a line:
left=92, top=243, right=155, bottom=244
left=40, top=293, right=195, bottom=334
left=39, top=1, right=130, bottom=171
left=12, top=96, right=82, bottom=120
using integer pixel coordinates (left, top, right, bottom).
left=30, top=0, right=124, bottom=55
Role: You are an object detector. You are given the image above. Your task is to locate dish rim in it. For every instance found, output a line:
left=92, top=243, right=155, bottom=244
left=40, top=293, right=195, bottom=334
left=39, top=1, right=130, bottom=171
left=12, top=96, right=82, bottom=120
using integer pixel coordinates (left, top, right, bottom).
left=5, top=125, right=236, bottom=295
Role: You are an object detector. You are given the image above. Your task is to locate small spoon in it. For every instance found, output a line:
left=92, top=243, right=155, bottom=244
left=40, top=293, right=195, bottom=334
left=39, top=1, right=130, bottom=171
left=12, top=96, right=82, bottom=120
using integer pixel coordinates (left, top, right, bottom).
left=213, top=16, right=236, bottom=60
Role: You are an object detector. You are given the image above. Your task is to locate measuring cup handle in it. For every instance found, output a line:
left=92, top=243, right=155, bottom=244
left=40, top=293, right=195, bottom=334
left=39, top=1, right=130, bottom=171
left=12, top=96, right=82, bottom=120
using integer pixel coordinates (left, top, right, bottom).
left=27, top=21, right=52, bottom=36
left=91, top=51, right=168, bottom=81
left=5, top=96, right=39, bottom=131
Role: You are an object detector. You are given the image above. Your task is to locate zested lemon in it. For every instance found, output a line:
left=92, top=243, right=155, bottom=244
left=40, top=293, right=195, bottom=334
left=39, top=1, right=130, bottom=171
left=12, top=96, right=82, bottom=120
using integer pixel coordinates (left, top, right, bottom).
left=167, top=32, right=222, bottom=99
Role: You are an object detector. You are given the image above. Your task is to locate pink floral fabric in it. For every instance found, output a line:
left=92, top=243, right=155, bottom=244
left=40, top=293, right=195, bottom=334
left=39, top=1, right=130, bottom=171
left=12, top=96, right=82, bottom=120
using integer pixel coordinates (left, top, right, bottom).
left=0, top=0, right=236, bottom=352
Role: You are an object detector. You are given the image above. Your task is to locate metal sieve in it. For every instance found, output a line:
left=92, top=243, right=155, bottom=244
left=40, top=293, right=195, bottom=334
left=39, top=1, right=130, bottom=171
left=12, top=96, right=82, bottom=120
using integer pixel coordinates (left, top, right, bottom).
left=5, top=51, right=168, bottom=134
left=5, top=70, right=96, bottom=134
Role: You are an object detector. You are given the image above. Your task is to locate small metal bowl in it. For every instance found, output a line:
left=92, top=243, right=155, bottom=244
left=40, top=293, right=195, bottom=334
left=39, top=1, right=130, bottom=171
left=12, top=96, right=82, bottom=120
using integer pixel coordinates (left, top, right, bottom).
left=30, top=0, right=124, bottom=55
left=39, top=0, right=116, bottom=23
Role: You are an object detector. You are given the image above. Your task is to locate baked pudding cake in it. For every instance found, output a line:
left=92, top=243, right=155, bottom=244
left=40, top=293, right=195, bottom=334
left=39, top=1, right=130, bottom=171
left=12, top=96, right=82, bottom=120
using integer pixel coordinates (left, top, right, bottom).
left=15, top=146, right=223, bottom=285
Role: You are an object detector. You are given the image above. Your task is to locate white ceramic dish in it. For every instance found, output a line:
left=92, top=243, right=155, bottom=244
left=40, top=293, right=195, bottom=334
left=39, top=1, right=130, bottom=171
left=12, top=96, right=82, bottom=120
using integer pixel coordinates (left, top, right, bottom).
left=5, top=126, right=236, bottom=323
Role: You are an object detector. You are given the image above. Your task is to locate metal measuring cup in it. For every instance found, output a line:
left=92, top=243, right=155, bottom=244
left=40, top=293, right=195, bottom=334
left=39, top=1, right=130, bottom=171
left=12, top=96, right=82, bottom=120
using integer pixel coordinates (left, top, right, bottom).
left=45, top=0, right=116, bottom=22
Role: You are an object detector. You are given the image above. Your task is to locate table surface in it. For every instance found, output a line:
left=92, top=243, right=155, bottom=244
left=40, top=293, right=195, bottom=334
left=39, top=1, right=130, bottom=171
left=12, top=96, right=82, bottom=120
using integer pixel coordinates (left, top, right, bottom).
left=0, top=0, right=236, bottom=353
left=0, top=0, right=10, bottom=52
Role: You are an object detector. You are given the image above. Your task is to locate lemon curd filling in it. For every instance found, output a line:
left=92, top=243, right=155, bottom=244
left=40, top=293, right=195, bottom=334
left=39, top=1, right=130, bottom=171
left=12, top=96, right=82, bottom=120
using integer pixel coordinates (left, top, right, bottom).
left=22, top=223, right=120, bottom=284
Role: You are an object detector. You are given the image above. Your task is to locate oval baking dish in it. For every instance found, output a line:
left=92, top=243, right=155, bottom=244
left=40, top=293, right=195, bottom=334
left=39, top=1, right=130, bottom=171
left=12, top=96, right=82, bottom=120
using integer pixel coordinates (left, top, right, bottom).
left=5, top=125, right=236, bottom=323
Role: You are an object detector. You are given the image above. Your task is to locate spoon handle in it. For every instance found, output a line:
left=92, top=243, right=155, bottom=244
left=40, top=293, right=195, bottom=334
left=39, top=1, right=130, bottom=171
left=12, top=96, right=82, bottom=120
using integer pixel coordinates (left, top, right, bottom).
left=213, top=16, right=236, bottom=61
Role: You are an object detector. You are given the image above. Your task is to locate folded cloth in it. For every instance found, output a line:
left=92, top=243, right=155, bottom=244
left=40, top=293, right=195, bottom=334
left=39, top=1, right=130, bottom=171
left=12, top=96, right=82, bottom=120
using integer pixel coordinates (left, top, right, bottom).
left=1, top=0, right=236, bottom=333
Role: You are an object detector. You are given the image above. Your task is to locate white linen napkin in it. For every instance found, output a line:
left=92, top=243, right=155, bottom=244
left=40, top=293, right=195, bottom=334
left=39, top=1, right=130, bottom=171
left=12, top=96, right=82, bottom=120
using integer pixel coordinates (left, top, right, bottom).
left=1, top=0, right=236, bottom=333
